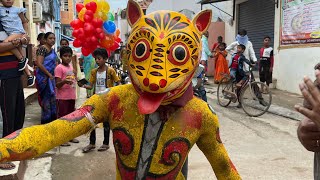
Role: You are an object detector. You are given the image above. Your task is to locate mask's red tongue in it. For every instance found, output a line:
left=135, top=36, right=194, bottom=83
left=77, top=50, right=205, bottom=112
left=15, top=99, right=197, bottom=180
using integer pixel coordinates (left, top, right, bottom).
left=138, top=92, right=166, bottom=114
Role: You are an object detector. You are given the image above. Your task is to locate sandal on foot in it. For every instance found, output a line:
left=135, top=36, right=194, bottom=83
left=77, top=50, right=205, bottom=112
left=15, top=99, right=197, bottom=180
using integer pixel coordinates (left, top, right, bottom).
left=98, top=144, right=110, bottom=152
left=0, top=162, right=16, bottom=170
left=82, top=144, right=95, bottom=153
left=61, top=142, right=71, bottom=147
left=69, top=139, right=79, bottom=143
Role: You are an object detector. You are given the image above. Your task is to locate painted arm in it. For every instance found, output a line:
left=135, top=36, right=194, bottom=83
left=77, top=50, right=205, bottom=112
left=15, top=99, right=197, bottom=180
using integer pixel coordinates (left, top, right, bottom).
left=196, top=107, right=241, bottom=179
left=0, top=93, right=110, bottom=162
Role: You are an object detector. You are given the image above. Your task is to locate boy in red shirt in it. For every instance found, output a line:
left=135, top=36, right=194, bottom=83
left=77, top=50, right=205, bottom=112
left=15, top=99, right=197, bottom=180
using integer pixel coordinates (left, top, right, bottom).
left=259, top=36, right=274, bottom=89
left=230, top=44, right=252, bottom=88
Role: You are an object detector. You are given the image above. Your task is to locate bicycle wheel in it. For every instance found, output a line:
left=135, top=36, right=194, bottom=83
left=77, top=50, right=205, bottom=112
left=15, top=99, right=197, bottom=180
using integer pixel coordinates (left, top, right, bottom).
left=217, top=77, right=232, bottom=107
left=240, top=82, right=272, bottom=117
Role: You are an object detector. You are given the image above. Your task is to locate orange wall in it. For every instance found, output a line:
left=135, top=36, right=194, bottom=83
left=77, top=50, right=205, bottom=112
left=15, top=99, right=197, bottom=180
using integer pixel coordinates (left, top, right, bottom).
left=206, top=21, right=225, bottom=77
left=61, top=0, right=75, bottom=25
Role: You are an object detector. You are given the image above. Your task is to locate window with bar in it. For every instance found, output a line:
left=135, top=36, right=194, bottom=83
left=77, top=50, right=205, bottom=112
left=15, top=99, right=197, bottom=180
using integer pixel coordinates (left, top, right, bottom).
left=61, top=0, right=69, bottom=11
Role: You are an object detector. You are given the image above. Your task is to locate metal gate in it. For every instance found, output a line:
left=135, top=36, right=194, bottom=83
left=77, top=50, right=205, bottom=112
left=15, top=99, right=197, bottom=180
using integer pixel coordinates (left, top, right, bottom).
left=238, top=0, right=275, bottom=59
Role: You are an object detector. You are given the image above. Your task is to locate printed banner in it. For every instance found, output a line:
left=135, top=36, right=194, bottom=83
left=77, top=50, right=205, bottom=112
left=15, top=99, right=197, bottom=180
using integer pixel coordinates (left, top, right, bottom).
left=281, top=0, right=320, bottom=45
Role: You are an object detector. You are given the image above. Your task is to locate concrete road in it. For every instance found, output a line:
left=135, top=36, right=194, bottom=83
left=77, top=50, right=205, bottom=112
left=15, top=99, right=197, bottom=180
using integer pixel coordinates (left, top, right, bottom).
left=22, top=88, right=313, bottom=180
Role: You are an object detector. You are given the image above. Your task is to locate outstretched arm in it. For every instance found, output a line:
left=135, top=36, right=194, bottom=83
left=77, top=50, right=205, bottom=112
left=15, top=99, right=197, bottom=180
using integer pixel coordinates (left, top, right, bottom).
left=226, top=42, right=237, bottom=55
left=196, top=106, right=241, bottom=179
left=0, top=94, right=110, bottom=162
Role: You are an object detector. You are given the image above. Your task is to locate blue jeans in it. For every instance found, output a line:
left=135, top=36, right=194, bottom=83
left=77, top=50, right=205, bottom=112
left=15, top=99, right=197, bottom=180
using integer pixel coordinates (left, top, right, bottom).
left=230, top=68, right=247, bottom=83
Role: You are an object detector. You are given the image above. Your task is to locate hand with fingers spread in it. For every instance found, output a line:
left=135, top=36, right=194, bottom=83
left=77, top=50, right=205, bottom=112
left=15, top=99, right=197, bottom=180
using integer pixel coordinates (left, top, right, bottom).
left=295, top=70, right=320, bottom=127
left=297, top=118, right=320, bottom=152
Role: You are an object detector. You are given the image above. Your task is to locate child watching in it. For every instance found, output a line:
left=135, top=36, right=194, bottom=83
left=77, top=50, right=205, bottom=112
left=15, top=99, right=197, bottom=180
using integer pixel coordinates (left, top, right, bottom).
left=259, top=36, right=274, bottom=90
left=54, top=46, right=79, bottom=146
left=213, top=42, right=229, bottom=84
left=230, top=44, right=253, bottom=88
left=80, top=48, right=120, bottom=153
left=0, top=0, right=35, bottom=86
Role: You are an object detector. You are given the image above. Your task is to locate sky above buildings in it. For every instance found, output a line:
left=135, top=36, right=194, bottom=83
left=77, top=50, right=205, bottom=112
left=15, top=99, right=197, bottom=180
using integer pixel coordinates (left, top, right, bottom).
left=108, top=0, right=128, bottom=12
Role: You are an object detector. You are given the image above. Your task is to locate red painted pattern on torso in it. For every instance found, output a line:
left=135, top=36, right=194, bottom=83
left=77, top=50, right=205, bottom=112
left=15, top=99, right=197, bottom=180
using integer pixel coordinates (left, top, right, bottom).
left=182, top=110, right=202, bottom=130
left=108, top=94, right=124, bottom=121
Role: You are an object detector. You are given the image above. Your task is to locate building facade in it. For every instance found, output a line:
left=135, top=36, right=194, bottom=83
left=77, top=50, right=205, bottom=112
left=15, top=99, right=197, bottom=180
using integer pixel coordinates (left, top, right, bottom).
left=61, top=0, right=76, bottom=37
left=33, top=0, right=61, bottom=49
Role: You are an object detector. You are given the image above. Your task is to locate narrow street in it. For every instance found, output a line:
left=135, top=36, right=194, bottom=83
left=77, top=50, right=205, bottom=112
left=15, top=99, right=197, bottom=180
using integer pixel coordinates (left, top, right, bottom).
left=22, top=88, right=313, bottom=180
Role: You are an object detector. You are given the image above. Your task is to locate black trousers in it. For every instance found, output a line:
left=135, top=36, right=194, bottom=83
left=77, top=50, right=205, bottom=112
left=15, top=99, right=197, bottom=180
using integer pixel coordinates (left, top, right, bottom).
left=90, top=121, right=110, bottom=145
left=259, top=61, right=272, bottom=85
left=0, top=77, right=25, bottom=137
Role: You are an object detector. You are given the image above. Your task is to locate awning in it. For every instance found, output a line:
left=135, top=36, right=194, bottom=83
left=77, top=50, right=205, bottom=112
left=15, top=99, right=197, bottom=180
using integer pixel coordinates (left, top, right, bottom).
left=198, top=0, right=235, bottom=23
left=197, top=0, right=230, bottom=4
left=61, top=34, right=74, bottom=42
left=179, top=9, right=195, bottom=20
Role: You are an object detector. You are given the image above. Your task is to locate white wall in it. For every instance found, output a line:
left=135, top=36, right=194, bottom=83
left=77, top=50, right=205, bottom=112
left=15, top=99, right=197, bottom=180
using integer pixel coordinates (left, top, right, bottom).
left=147, top=0, right=201, bottom=14
left=223, top=0, right=236, bottom=46
left=273, top=5, right=319, bottom=94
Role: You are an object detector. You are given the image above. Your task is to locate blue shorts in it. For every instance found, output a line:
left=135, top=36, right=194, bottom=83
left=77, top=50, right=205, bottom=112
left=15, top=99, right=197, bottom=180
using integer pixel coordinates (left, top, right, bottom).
left=230, top=68, right=247, bottom=82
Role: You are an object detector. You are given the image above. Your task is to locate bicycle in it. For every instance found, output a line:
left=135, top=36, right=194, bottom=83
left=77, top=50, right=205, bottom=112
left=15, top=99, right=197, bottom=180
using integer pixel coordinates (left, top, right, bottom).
left=217, top=67, right=272, bottom=117
left=106, top=61, right=130, bottom=84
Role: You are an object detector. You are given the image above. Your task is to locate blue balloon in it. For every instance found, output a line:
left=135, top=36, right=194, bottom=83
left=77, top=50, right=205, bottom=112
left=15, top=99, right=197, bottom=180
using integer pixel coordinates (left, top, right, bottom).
left=103, top=21, right=116, bottom=34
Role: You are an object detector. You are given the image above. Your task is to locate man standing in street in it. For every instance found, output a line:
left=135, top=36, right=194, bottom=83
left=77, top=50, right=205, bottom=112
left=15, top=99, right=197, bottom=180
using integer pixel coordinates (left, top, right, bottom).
left=0, top=23, right=29, bottom=170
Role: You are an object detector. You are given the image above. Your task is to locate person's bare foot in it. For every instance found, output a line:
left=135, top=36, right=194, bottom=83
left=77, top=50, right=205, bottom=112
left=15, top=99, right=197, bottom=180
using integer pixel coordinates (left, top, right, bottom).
left=0, top=162, right=15, bottom=170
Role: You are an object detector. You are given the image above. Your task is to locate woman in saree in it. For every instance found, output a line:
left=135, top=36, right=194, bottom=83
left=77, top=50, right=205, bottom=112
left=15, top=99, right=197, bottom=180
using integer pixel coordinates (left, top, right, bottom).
left=79, top=54, right=96, bottom=98
left=214, top=42, right=229, bottom=83
left=35, top=32, right=57, bottom=124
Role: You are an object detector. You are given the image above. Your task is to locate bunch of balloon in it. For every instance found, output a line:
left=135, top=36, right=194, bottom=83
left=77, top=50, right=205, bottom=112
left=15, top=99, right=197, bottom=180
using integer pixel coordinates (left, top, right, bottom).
left=70, top=0, right=121, bottom=56
left=101, top=12, right=121, bottom=52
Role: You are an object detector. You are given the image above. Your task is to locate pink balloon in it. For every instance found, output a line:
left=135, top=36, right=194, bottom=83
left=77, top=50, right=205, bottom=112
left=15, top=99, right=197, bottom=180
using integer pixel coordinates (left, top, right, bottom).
left=83, top=23, right=95, bottom=35
left=73, top=39, right=82, bottom=48
left=85, top=2, right=97, bottom=13
left=70, top=19, right=83, bottom=29
left=72, top=29, right=79, bottom=38
left=92, top=18, right=103, bottom=28
left=76, top=3, right=84, bottom=13
left=84, top=15, right=93, bottom=22
left=109, top=42, right=120, bottom=51
left=97, top=32, right=105, bottom=39
left=82, top=48, right=91, bottom=56
left=77, top=28, right=85, bottom=40
left=85, top=10, right=94, bottom=17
